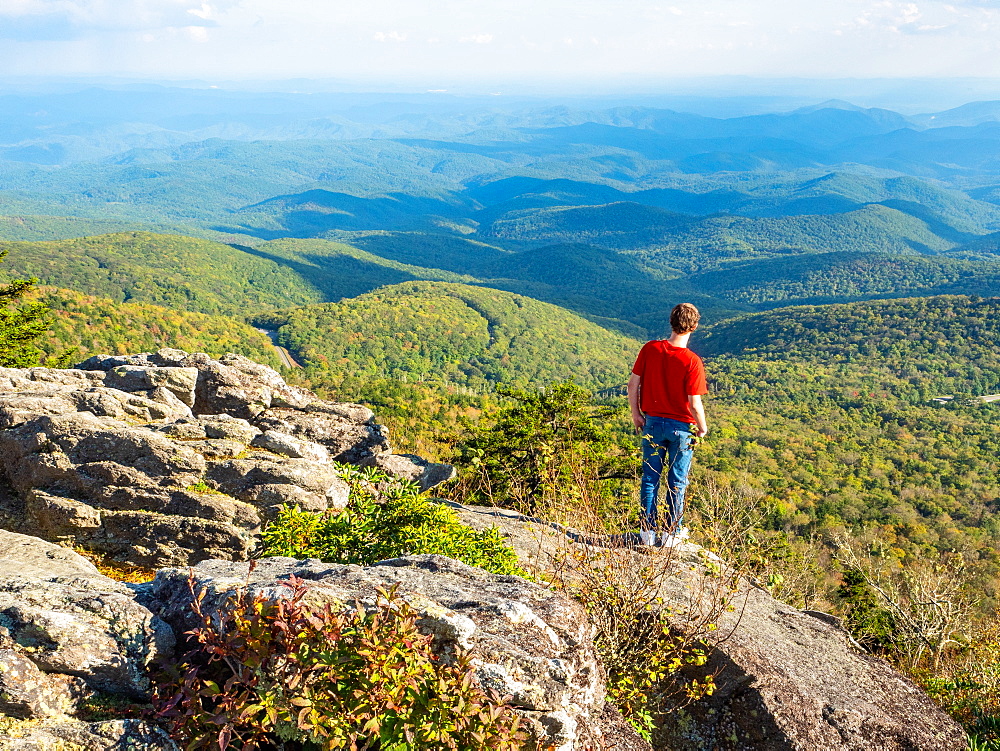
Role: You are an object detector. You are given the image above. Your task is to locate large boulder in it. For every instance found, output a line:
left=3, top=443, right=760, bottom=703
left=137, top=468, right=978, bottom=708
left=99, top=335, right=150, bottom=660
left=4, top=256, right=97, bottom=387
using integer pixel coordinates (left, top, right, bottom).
left=452, top=503, right=969, bottom=751
left=252, top=405, right=391, bottom=464
left=0, top=531, right=177, bottom=750
left=149, top=554, right=649, bottom=751
left=0, top=531, right=174, bottom=700
left=0, top=530, right=176, bottom=750
left=205, top=455, right=350, bottom=516
left=0, top=351, right=454, bottom=567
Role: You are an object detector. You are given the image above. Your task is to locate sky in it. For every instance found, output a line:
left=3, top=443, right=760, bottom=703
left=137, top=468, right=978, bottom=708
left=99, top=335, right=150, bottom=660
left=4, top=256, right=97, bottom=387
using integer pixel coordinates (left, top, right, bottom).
left=1, top=0, right=1000, bottom=86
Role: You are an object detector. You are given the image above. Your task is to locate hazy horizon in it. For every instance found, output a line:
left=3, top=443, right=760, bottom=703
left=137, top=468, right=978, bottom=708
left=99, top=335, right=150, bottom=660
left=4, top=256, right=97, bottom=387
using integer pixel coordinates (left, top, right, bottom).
left=1, top=73, right=999, bottom=116
left=1, top=1, right=999, bottom=109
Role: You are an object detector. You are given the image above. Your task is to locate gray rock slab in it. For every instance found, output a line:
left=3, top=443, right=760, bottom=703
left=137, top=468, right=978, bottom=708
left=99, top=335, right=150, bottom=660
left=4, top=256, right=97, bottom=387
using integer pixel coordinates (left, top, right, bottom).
left=0, top=393, right=80, bottom=429
left=197, top=413, right=260, bottom=443
left=96, top=511, right=254, bottom=568
left=0, top=650, right=85, bottom=718
left=0, top=412, right=205, bottom=498
left=0, top=529, right=105, bottom=583
left=362, top=452, right=456, bottom=491
left=251, top=429, right=330, bottom=463
left=253, top=407, right=391, bottom=463
left=0, top=719, right=179, bottom=750
left=0, top=368, right=105, bottom=393
left=0, top=577, right=175, bottom=698
left=149, top=554, right=647, bottom=751
left=25, top=489, right=102, bottom=539
left=101, top=366, right=198, bottom=407
left=449, top=502, right=968, bottom=751
left=206, top=455, right=350, bottom=512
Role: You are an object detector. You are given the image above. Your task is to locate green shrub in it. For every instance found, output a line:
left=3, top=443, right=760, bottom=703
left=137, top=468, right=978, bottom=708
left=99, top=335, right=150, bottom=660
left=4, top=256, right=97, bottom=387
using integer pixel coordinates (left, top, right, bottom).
left=152, top=576, right=524, bottom=750
left=260, top=465, right=526, bottom=578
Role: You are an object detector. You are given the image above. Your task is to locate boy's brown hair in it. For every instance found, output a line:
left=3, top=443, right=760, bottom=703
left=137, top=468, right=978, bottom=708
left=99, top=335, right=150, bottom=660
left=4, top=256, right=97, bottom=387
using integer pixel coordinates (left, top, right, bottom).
left=670, top=302, right=701, bottom=334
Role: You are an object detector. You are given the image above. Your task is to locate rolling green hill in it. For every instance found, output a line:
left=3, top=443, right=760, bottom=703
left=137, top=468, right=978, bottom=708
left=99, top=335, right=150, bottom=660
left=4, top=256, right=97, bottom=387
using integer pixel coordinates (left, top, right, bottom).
left=947, top=230, right=1000, bottom=259
left=639, top=203, right=965, bottom=272
left=472, top=242, right=746, bottom=333
left=478, top=202, right=967, bottom=272
left=272, top=281, right=641, bottom=389
left=699, top=294, right=1000, bottom=395
left=0, top=214, right=192, bottom=242
left=346, top=232, right=511, bottom=276
left=252, top=237, right=475, bottom=297
left=482, top=201, right=694, bottom=248
left=231, top=189, right=477, bottom=238
left=685, top=252, right=1000, bottom=307
left=28, top=286, right=283, bottom=368
left=0, top=232, right=324, bottom=316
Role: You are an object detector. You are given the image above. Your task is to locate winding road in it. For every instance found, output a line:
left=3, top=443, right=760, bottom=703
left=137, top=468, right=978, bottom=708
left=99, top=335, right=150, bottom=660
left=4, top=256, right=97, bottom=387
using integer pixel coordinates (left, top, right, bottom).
left=255, top=328, right=302, bottom=369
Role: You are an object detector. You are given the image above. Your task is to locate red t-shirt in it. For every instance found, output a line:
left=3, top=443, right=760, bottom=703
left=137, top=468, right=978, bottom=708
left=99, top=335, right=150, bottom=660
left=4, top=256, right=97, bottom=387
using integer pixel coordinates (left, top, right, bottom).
left=631, top=340, right=707, bottom=423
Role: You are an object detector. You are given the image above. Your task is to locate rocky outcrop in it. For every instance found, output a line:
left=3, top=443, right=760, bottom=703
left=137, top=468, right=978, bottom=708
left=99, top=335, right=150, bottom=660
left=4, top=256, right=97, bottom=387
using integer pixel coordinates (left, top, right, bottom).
left=0, top=503, right=964, bottom=750
left=0, top=351, right=455, bottom=567
left=0, top=530, right=178, bottom=750
left=0, top=529, right=643, bottom=751
left=148, top=553, right=649, bottom=751
left=452, top=503, right=969, bottom=751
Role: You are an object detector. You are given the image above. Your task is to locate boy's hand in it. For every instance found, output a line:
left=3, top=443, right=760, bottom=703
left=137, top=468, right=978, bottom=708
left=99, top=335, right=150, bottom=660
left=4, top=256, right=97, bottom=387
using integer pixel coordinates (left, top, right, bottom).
left=632, top=412, right=646, bottom=432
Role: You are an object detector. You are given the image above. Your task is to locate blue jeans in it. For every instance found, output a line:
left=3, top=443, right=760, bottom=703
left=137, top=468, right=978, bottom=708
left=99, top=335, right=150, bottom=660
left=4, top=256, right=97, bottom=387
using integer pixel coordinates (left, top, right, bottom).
left=640, top=416, right=695, bottom=533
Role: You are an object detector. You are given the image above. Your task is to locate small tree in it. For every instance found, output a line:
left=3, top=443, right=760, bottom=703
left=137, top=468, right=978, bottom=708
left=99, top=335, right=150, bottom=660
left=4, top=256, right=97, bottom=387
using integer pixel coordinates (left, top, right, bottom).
left=837, top=567, right=900, bottom=654
left=451, top=381, right=636, bottom=515
left=0, top=249, right=48, bottom=367
left=834, top=532, right=975, bottom=669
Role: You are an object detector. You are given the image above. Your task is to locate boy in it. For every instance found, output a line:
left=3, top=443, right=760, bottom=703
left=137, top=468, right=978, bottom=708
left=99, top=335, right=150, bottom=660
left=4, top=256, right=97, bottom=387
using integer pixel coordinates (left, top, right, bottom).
left=627, top=302, right=708, bottom=547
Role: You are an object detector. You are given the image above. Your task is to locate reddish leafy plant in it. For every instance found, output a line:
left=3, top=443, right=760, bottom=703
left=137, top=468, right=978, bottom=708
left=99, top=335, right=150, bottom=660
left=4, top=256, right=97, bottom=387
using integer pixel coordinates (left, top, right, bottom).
left=151, top=574, right=524, bottom=750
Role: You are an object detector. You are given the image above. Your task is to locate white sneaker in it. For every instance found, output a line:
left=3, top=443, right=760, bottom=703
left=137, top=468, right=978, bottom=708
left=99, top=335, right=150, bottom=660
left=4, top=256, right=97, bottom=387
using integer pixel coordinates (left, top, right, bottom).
left=640, top=530, right=657, bottom=546
left=676, top=527, right=691, bottom=540
left=660, top=532, right=683, bottom=547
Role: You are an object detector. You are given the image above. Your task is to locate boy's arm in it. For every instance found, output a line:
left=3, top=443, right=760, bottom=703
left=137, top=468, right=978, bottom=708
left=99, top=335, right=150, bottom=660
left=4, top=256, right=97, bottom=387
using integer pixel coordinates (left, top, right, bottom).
left=688, top=394, right=708, bottom=437
left=627, top=373, right=645, bottom=432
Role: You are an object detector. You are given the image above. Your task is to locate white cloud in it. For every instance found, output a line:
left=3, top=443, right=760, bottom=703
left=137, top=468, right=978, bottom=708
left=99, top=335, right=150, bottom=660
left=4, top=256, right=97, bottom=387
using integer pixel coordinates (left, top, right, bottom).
left=459, top=33, right=494, bottom=44
left=0, top=0, right=231, bottom=37
left=373, top=30, right=407, bottom=42
left=187, top=3, right=214, bottom=21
